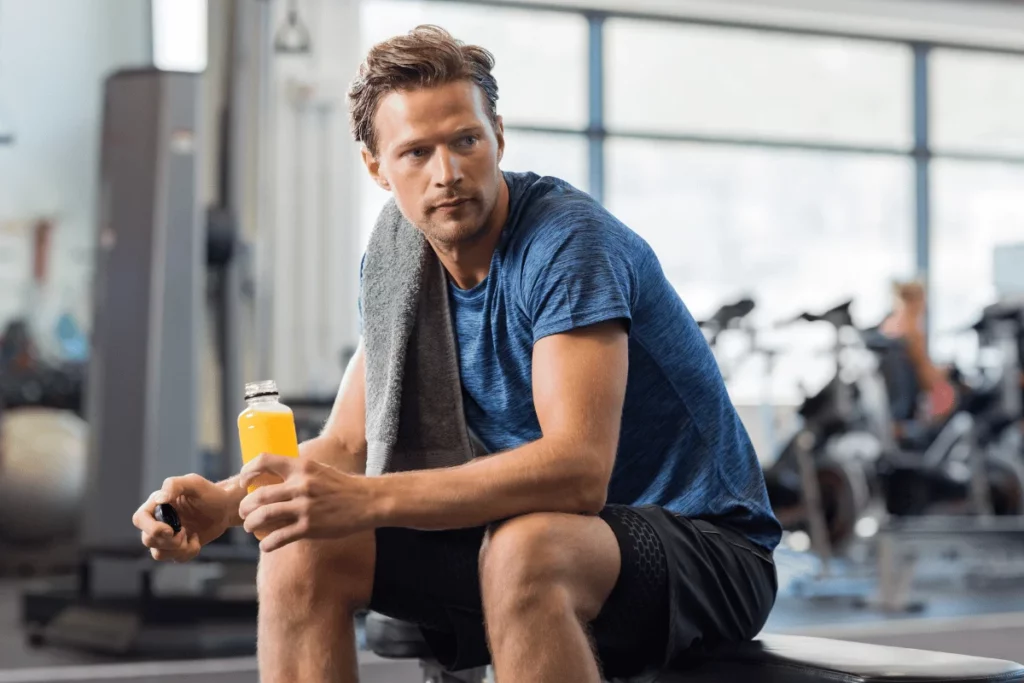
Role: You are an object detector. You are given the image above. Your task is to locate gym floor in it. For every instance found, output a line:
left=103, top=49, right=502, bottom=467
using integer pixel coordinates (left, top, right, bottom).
left=2, top=549, right=1024, bottom=682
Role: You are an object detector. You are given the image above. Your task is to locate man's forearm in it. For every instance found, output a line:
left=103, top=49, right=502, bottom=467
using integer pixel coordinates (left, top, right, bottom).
left=367, top=437, right=610, bottom=530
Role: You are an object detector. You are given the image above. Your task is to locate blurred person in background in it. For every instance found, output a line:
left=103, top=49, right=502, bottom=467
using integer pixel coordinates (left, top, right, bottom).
left=879, top=279, right=958, bottom=432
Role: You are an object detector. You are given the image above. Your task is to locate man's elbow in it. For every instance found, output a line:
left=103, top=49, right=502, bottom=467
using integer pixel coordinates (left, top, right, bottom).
left=570, top=453, right=613, bottom=515
left=576, top=486, right=608, bottom=515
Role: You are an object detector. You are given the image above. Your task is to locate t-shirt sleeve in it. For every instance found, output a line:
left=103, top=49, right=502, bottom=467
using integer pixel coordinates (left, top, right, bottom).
left=520, top=216, right=636, bottom=344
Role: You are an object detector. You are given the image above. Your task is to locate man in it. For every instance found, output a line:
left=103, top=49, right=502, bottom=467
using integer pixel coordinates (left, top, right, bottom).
left=133, top=25, right=781, bottom=683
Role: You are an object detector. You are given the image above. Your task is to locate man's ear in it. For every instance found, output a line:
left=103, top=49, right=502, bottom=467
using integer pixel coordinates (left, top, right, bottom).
left=362, top=146, right=391, bottom=191
left=494, top=114, right=505, bottom=164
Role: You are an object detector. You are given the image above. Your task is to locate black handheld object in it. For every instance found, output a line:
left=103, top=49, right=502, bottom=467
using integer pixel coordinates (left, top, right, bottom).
left=154, top=503, right=182, bottom=534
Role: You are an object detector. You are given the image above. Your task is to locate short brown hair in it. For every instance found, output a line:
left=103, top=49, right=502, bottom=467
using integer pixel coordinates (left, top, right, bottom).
left=347, top=25, right=500, bottom=157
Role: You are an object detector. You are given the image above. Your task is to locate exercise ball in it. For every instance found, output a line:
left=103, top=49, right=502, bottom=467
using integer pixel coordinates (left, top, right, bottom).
left=0, top=407, right=88, bottom=543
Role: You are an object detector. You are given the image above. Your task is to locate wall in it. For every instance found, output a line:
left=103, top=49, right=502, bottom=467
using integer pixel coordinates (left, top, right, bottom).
left=0, top=0, right=149, bottom=349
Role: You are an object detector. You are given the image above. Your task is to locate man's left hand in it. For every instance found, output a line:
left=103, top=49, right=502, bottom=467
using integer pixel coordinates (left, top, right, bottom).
left=238, top=454, right=376, bottom=552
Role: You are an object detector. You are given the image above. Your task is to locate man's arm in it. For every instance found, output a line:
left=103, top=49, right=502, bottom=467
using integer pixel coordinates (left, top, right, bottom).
left=307, top=341, right=369, bottom=474
left=366, top=320, right=628, bottom=530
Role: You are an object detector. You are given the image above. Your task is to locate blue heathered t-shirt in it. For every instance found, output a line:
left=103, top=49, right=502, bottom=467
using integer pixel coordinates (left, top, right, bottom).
left=443, top=171, right=781, bottom=551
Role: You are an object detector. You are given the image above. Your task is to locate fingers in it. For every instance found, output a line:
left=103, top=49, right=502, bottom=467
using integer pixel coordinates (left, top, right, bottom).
left=133, top=491, right=175, bottom=539
left=150, top=531, right=201, bottom=562
left=239, top=454, right=300, bottom=490
left=140, top=518, right=192, bottom=559
left=242, top=501, right=301, bottom=537
left=154, top=473, right=206, bottom=505
left=238, top=481, right=296, bottom=521
left=258, top=521, right=310, bottom=553
left=133, top=474, right=212, bottom=562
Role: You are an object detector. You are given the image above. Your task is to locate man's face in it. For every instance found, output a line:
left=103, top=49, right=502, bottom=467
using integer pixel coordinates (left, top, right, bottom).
left=364, top=80, right=505, bottom=249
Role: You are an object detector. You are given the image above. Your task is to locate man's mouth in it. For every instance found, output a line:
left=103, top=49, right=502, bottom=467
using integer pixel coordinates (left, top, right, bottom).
left=435, top=198, right=470, bottom=210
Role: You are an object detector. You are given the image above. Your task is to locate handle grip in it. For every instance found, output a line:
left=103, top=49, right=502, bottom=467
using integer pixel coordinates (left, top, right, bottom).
left=154, top=503, right=182, bottom=534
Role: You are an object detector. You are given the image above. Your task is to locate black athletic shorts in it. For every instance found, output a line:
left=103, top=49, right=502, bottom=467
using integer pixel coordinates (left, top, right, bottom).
left=367, top=505, right=778, bottom=679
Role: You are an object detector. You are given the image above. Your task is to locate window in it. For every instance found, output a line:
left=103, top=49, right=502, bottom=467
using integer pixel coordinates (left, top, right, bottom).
left=605, top=140, right=915, bottom=402
left=360, top=1, right=588, bottom=129
left=499, top=130, right=588, bottom=192
left=152, top=0, right=207, bottom=72
left=930, top=160, right=1024, bottom=367
left=605, top=20, right=912, bottom=148
left=931, top=49, right=1024, bottom=155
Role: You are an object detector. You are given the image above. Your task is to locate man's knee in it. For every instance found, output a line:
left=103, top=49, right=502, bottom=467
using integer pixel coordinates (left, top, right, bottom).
left=257, top=532, right=375, bottom=613
left=479, top=513, right=576, bottom=616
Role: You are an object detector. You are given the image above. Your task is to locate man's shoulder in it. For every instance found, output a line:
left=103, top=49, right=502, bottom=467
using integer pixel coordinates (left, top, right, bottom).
left=504, top=171, right=629, bottom=252
left=506, top=170, right=603, bottom=217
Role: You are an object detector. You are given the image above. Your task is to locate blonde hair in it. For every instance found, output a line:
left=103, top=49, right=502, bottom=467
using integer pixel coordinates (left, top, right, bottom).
left=892, top=279, right=925, bottom=304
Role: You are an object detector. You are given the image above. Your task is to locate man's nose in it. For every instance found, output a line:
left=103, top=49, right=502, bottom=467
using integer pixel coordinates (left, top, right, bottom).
left=432, top=146, right=463, bottom=187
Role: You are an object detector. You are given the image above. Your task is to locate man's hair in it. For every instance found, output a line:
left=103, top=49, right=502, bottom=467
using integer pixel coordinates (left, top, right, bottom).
left=347, top=25, right=500, bottom=158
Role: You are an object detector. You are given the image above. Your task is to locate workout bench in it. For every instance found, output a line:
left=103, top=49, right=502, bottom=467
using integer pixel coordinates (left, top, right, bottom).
left=365, top=612, right=1024, bottom=683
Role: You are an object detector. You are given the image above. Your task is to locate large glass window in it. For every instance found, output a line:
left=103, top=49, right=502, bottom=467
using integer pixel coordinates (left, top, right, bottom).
left=606, top=141, right=914, bottom=324
left=930, top=160, right=1024, bottom=366
left=606, top=140, right=915, bottom=402
left=931, top=49, right=1024, bottom=155
left=605, top=20, right=912, bottom=148
left=499, top=130, right=588, bottom=192
left=360, top=1, right=588, bottom=129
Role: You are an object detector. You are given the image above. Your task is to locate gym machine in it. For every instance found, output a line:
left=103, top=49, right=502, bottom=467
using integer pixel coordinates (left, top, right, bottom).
left=765, top=302, right=885, bottom=557
left=697, top=297, right=759, bottom=384
left=866, top=301, right=1024, bottom=612
left=20, top=68, right=260, bottom=658
left=762, top=298, right=1024, bottom=605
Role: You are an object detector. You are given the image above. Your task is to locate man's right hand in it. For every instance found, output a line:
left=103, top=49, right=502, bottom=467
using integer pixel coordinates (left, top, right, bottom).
left=133, top=474, right=238, bottom=562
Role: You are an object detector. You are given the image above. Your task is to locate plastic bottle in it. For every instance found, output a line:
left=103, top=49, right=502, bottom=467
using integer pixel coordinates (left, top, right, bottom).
left=237, top=380, right=300, bottom=538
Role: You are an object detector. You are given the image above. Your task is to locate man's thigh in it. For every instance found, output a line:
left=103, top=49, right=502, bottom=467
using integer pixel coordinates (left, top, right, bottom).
left=365, top=508, right=669, bottom=677
left=365, top=507, right=776, bottom=677
left=617, top=507, right=778, bottom=669
left=367, top=524, right=489, bottom=670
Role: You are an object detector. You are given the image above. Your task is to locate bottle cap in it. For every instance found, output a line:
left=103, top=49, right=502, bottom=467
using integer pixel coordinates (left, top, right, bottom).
left=245, top=380, right=279, bottom=400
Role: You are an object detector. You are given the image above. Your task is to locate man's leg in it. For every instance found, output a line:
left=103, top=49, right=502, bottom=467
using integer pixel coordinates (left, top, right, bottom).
left=256, top=530, right=375, bottom=683
left=479, top=512, right=621, bottom=683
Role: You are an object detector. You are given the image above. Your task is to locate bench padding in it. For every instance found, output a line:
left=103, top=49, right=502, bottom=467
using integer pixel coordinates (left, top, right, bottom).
left=680, top=634, right=1024, bottom=683
left=363, top=613, right=1024, bottom=683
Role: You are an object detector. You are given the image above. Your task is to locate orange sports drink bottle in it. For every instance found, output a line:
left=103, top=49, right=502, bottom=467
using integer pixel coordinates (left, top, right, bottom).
left=237, top=380, right=300, bottom=540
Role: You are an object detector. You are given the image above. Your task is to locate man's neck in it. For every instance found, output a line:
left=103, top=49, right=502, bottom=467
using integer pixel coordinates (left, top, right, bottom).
left=434, top=176, right=510, bottom=290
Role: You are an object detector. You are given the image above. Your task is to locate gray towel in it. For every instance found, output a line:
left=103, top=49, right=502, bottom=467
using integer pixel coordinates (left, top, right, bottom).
left=361, top=198, right=482, bottom=476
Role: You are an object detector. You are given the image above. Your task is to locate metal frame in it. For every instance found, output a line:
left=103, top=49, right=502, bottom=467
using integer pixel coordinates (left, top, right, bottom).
left=378, top=0, right=1024, bottom=326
